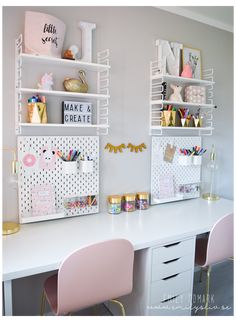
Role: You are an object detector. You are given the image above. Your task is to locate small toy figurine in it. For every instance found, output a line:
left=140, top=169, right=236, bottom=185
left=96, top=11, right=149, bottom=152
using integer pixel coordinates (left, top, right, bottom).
left=63, top=49, right=74, bottom=60
left=37, top=73, right=53, bottom=91
left=181, top=63, right=193, bottom=78
left=63, top=45, right=80, bottom=60
left=169, top=84, right=183, bottom=102
left=63, top=70, right=88, bottom=93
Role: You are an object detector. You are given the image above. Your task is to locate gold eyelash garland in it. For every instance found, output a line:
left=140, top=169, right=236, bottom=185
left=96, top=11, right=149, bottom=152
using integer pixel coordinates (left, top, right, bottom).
left=104, top=143, right=147, bottom=153
left=105, top=143, right=126, bottom=153
left=127, top=143, right=147, bottom=153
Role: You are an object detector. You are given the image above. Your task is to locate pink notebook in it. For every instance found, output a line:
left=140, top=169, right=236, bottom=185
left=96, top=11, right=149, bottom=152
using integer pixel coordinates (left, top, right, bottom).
left=31, top=184, right=56, bottom=216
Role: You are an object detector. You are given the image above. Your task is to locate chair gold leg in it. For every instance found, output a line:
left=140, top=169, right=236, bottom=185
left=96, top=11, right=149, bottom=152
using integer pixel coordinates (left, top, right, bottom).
left=205, top=266, right=211, bottom=316
left=199, top=266, right=208, bottom=283
left=199, top=267, right=203, bottom=283
left=110, top=299, right=126, bottom=316
left=40, top=290, right=46, bottom=316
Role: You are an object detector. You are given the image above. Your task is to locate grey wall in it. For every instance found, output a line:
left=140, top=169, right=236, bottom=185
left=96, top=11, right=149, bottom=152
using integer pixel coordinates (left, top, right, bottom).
left=2, top=6, right=233, bottom=315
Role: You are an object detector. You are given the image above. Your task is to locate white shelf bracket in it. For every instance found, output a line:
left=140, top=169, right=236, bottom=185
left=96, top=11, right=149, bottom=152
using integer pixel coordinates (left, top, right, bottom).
left=15, top=34, right=23, bottom=135
left=97, top=49, right=110, bottom=135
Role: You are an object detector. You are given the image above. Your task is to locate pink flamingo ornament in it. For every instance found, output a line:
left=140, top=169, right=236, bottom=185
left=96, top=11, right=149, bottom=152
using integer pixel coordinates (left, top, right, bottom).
left=181, top=63, right=192, bottom=78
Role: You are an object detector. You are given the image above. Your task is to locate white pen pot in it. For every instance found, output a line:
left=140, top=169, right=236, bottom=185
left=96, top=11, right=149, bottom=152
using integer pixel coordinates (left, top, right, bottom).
left=192, top=155, right=202, bottom=166
left=62, top=161, right=78, bottom=175
left=79, top=160, right=93, bottom=173
left=178, top=155, right=192, bottom=166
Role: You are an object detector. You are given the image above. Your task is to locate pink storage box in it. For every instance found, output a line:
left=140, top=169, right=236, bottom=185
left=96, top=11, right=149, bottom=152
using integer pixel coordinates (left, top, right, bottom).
left=24, top=11, right=66, bottom=58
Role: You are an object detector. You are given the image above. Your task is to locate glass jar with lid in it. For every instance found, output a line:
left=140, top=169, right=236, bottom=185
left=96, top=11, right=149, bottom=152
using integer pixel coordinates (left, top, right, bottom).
left=136, top=192, right=149, bottom=210
left=107, top=195, right=122, bottom=214
left=123, top=193, right=136, bottom=212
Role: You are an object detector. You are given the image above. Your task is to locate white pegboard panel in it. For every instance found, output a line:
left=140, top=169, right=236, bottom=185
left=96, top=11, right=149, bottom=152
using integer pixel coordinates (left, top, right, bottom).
left=17, top=136, right=99, bottom=223
left=151, top=136, right=202, bottom=204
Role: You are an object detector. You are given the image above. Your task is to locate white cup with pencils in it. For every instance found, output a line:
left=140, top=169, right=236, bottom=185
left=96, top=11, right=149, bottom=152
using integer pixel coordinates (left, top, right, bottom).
left=62, top=161, right=78, bottom=175
left=57, top=149, right=80, bottom=175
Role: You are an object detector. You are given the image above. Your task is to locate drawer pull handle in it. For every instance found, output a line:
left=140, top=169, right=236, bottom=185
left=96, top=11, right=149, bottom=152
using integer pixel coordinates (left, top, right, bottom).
left=163, top=257, right=180, bottom=264
left=162, top=273, right=179, bottom=281
left=164, top=242, right=180, bottom=248
left=161, top=295, right=178, bottom=303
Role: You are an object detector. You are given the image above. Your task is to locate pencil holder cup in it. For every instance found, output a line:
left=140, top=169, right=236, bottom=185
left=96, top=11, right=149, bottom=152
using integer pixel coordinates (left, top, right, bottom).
left=194, top=118, right=200, bottom=127
left=161, top=112, right=166, bottom=126
left=192, top=155, right=202, bottom=166
left=185, top=118, right=191, bottom=127
left=163, top=111, right=171, bottom=126
left=79, top=160, right=93, bottom=173
left=181, top=118, right=186, bottom=127
left=178, top=155, right=192, bottom=166
left=62, top=161, right=78, bottom=175
left=170, top=110, right=177, bottom=126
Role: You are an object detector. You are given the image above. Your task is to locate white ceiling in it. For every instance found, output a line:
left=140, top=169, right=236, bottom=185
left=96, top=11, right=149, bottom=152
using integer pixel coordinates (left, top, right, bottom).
left=157, top=6, right=234, bottom=32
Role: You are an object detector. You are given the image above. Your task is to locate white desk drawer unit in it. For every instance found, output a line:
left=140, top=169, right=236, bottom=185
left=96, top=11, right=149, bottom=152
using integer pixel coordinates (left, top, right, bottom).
left=150, top=270, right=192, bottom=305
left=152, top=254, right=193, bottom=281
left=107, top=237, right=196, bottom=316
left=151, top=238, right=194, bottom=281
left=148, top=238, right=195, bottom=315
left=152, top=238, right=194, bottom=263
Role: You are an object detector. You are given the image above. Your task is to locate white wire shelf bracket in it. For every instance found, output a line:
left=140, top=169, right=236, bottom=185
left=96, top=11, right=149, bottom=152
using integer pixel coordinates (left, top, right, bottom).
left=96, top=49, right=110, bottom=135
left=15, top=34, right=23, bottom=135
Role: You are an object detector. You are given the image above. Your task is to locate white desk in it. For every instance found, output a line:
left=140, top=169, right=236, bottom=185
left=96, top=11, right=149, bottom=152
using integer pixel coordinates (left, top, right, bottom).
left=3, top=198, right=233, bottom=316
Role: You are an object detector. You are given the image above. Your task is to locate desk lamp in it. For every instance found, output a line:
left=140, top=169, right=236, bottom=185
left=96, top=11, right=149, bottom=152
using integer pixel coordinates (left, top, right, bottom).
left=2, top=148, right=20, bottom=235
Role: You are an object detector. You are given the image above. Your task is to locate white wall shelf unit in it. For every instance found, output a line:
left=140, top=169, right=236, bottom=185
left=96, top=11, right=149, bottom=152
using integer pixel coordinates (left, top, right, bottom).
left=15, top=34, right=110, bottom=135
left=19, top=53, right=111, bottom=72
left=151, top=100, right=215, bottom=109
left=17, top=88, right=110, bottom=100
left=149, top=61, right=215, bottom=136
left=150, top=126, right=214, bottom=136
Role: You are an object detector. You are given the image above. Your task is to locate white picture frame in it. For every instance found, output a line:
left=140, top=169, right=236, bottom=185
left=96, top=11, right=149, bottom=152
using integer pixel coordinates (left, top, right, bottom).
left=182, top=46, right=202, bottom=79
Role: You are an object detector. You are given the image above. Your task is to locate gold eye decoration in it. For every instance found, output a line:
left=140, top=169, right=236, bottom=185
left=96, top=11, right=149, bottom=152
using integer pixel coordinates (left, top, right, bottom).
left=127, top=143, right=147, bottom=153
left=105, top=143, right=126, bottom=153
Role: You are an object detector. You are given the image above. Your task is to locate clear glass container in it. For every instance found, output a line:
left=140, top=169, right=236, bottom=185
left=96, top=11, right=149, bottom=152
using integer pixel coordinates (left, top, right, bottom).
left=107, top=195, right=122, bottom=214
left=136, top=192, right=149, bottom=210
left=202, top=144, right=220, bottom=201
left=123, top=193, right=136, bottom=212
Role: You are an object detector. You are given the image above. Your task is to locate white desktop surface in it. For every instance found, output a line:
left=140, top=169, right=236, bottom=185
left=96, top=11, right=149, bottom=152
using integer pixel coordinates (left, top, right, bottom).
left=3, top=198, right=233, bottom=281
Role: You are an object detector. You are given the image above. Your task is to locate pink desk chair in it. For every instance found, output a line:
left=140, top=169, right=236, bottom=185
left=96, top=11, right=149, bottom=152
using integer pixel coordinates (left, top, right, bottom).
left=195, top=213, right=233, bottom=316
left=40, top=239, right=134, bottom=316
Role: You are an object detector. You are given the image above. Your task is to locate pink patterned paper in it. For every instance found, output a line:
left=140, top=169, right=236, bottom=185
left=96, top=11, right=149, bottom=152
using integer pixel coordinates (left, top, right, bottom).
left=31, top=184, right=56, bottom=216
